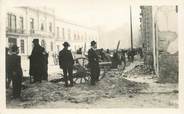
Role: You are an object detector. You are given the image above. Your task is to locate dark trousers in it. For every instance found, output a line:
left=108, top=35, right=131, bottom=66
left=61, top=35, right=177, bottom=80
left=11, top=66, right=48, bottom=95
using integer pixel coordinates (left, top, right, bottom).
left=63, top=66, right=73, bottom=86
left=43, top=65, right=48, bottom=81
left=12, top=75, right=22, bottom=98
left=33, top=71, right=42, bottom=83
left=90, top=66, right=100, bottom=85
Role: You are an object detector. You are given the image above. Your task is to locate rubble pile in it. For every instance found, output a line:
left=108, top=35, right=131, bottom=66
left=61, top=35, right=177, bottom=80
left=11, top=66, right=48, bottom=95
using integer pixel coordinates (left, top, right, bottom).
left=65, top=87, right=101, bottom=103
left=125, top=65, right=153, bottom=76
left=21, top=82, right=66, bottom=106
left=19, top=70, right=147, bottom=107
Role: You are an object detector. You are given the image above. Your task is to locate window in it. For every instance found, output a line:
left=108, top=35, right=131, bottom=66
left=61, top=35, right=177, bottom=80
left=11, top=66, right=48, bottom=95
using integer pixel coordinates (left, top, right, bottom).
left=74, top=33, right=76, bottom=40
left=8, top=38, right=17, bottom=46
left=50, top=42, right=53, bottom=51
left=41, top=23, right=44, bottom=31
left=68, top=29, right=71, bottom=40
left=176, top=6, right=178, bottom=13
left=19, top=17, right=24, bottom=33
left=20, top=39, right=25, bottom=54
left=77, top=33, right=80, bottom=40
left=30, top=18, right=34, bottom=33
left=41, top=40, right=46, bottom=49
left=11, top=15, right=16, bottom=32
left=56, top=26, right=60, bottom=38
left=62, top=28, right=65, bottom=40
left=7, top=14, right=11, bottom=29
left=57, top=45, right=60, bottom=52
left=49, top=22, right=52, bottom=32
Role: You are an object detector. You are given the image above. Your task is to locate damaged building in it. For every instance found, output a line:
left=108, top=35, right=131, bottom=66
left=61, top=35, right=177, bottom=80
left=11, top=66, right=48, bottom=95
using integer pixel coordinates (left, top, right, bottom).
left=140, top=6, right=178, bottom=83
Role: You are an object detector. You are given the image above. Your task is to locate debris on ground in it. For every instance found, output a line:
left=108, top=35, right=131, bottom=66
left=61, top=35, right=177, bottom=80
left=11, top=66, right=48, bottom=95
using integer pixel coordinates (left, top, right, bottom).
left=123, top=61, right=153, bottom=75
left=15, top=69, right=148, bottom=108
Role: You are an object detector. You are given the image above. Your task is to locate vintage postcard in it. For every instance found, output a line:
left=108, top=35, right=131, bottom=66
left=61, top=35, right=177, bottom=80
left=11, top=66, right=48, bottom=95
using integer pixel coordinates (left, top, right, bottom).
left=0, top=0, right=184, bottom=114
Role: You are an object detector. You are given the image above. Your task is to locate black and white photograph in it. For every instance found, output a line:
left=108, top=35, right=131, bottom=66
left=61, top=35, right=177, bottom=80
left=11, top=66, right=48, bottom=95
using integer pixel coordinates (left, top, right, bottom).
left=0, top=0, right=183, bottom=112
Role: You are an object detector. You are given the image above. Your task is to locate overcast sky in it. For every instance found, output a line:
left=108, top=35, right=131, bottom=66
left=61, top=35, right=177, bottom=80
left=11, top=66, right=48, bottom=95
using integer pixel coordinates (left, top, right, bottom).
left=5, top=0, right=141, bottom=49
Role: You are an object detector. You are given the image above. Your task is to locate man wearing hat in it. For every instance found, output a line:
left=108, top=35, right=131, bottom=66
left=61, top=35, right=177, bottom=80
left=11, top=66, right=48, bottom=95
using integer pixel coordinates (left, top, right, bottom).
left=29, top=39, right=45, bottom=83
left=8, top=45, right=23, bottom=99
left=59, top=42, right=74, bottom=87
left=88, top=41, right=100, bottom=85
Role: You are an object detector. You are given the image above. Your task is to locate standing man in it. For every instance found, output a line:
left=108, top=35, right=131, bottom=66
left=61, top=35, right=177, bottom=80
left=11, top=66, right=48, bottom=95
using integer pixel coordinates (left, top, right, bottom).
left=42, top=49, right=49, bottom=81
left=6, top=47, right=11, bottom=88
left=8, top=45, right=23, bottom=99
left=59, top=42, right=74, bottom=87
left=29, top=39, right=45, bottom=83
left=88, top=41, right=100, bottom=85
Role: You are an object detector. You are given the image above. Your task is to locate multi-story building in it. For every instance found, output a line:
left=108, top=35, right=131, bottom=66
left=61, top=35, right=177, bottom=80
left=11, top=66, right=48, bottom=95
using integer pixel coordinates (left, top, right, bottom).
left=6, top=7, right=99, bottom=76
left=6, top=7, right=99, bottom=65
left=140, top=6, right=178, bottom=82
left=6, top=7, right=55, bottom=55
left=55, top=18, right=99, bottom=53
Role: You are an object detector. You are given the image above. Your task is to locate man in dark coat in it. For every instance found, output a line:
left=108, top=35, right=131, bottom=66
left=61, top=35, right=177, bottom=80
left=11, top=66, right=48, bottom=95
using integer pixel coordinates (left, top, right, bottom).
left=42, top=49, right=49, bottom=81
left=88, top=41, right=100, bottom=85
left=59, top=42, right=74, bottom=87
left=29, top=39, right=45, bottom=83
left=6, top=47, right=11, bottom=88
left=8, top=45, right=23, bottom=99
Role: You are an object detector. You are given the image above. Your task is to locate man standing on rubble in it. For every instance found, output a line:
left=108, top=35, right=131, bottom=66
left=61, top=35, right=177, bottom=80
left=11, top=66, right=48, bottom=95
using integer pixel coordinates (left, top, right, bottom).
left=8, top=45, right=23, bottom=99
left=88, top=41, right=100, bottom=85
left=59, top=42, right=74, bottom=87
left=29, top=39, right=45, bottom=83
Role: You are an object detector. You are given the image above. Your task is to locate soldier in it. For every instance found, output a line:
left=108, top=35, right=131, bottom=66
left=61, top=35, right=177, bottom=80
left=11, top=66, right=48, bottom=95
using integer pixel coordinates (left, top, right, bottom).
left=88, top=41, right=100, bottom=85
left=29, top=39, right=45, bottom=83
left=8, top=45, right=23, bottom=99
left=59, top=42, right=74, bottom=87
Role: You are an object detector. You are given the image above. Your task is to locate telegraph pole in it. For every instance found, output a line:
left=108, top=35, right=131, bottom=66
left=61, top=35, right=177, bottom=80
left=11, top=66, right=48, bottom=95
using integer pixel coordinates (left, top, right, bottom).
left=130, top=5, right=133, bottom=50
left=129, top=5, right=134, bottom=62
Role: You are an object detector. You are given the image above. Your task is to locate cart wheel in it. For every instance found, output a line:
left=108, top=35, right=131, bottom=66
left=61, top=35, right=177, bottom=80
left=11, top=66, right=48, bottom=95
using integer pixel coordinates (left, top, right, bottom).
left=73, top=72, right=91, bottom=84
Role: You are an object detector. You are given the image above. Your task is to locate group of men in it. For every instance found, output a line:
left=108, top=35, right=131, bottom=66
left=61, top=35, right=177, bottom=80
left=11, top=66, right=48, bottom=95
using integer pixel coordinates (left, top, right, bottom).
left=6, top=39, right=49, bottom=99
left=6, top=39, right=100, bottom=99
left=58, top=40, right=100, bottom=86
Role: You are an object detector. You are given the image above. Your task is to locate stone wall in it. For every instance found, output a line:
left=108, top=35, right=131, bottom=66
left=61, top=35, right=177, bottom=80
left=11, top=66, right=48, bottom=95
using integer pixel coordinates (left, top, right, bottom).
left=158, top=31, right=178, bottom=83
left=158, top=52, right=178, bottom=83
left=155, top=6, right=178, bottom=83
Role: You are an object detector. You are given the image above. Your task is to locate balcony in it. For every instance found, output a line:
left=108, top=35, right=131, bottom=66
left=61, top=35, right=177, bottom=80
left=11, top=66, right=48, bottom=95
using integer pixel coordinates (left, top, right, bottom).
left=30, top=30, right=54, bottom=38
left=6, top=27, right=25, bottom=34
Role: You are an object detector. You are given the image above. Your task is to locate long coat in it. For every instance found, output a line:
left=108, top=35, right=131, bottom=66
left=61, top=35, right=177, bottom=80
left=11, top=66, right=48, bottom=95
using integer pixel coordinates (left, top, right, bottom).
left=88, top=48, right=100, bottom=84
left=88, top=48, right=99, bottom=68
left=29, top=45, right=45, bottom=78
left=8, top=54, right=23, bottom=98
left=59, top=48, right=74, bottom=68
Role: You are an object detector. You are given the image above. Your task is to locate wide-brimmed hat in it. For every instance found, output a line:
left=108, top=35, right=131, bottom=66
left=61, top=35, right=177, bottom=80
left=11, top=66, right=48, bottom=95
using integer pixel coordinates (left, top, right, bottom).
left=11, top=45, right=19, bottom=52
left=91, top=40, right=96, bottom=46
left=32, top=39, right=39, bottom=43
left=63, top=42, right=70, bottom=47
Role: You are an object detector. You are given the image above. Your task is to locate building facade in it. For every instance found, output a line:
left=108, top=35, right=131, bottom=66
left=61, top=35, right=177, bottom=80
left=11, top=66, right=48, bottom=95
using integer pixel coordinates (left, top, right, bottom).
left=6, top=7, right=99, bottom=76
left=55, top=19, right=99, bottom=53
left=6, top=7, right=99, bottom=66
left=140, top=6, right=178, bottom=82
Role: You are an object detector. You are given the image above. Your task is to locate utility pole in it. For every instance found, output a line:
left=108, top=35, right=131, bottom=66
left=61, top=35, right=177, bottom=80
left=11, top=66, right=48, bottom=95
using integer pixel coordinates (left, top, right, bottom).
left=129, top=5, right=134, bottom=62
left=130, top=5, right=133, bottom=50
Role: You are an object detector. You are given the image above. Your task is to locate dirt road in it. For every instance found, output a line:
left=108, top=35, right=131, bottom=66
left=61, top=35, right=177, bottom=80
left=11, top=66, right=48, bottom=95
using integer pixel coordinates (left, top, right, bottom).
left=6, top=61, right=178, bottom=108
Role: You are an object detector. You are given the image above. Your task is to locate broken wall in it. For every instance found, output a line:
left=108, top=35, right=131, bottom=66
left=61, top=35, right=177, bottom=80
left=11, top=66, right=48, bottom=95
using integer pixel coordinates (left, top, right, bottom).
left=156, top=6, right=178, bottom=83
